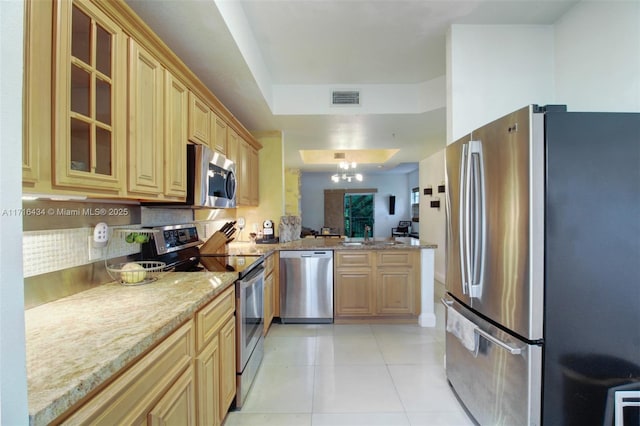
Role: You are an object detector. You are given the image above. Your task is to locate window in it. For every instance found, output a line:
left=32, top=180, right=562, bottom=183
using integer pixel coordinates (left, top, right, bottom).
left=411, top=187, right=419, bottom=222
left=344, top=193, right=374, bottom=237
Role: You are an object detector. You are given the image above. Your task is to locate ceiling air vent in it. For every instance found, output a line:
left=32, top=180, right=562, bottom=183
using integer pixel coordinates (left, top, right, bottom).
left=332, top=90, right=360, bottom=106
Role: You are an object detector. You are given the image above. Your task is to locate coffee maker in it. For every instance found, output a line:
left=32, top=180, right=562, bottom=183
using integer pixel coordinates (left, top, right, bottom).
left=257, top=219, right=278, bottom=243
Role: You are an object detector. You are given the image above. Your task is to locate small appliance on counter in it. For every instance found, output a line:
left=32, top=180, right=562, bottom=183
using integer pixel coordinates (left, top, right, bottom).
left=256, top=219, right=279, bottom=244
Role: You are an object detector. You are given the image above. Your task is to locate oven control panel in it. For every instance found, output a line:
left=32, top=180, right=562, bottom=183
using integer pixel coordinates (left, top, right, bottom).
left=147, top=224, right=203, bottom=255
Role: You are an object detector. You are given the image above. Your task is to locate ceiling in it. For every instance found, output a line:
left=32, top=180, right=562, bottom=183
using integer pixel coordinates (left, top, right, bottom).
left=125, top=0, right=578, bottom=174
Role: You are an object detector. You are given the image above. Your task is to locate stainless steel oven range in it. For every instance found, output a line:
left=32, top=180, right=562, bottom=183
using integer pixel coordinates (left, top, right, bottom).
left=141, top=223, right=265, bottom=409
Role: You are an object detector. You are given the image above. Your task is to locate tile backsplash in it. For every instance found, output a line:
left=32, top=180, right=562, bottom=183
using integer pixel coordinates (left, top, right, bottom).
left=22, top=226, right=141, bottom=278
left=21, top=206, right=227, bottom=279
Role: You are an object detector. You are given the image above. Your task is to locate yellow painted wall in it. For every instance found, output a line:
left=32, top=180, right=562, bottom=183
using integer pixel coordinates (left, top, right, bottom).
left=284, top=168, right=301, bottom=216
left=235, top=131, right=285, bottom=239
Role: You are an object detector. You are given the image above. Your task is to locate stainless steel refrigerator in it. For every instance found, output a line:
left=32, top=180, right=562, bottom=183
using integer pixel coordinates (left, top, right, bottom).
left=444, top=105, right=640, bottom=425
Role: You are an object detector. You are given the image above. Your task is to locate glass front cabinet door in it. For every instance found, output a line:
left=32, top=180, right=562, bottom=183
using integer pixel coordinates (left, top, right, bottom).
left=54, top=0, right=126, bottom=192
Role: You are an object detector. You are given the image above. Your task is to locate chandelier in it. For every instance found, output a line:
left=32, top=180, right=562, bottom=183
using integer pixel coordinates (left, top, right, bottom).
left=331, top=161, right=363, bottom=183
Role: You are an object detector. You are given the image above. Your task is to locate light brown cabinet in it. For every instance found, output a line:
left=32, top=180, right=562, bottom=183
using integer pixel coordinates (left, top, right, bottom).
left=188, top=91, right=210, bottom=146
left=334, top=250, right=419, bottom=321
left=376, top=251, right=416, bottom=315
left=212, top=111, right=228, bottom=155
left=194, top=285, right=236, bottom=425
left=55, top=285, right=237, bottom=425
left=231, top=135, right=260, bottom=206
left=147, top=366, right=196, bottom=425
left=195, top=334, right=220, bottom=426
left=53, top=0, right=127, bottom=192
left=263, top=252, right=277, bottom=334
left=163, top=71, right=188, bottom=198
left=219, top=316, right=236, bottom=418
left=127, top=39, right=163, bottom=196
left=24, top=0, right=262, bottom=200
left=59, top=320, right=195, bottom=425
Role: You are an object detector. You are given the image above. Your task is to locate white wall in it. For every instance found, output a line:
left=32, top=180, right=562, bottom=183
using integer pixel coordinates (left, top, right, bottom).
left=1, top=0, right=29, bottom=422
left=555, top=1, right=640, bottom=112
left=300, top=172, right=412, bottom=238
left=447, top=25, right=555, bottom=143
left=419, top=150, right=446, bottom=283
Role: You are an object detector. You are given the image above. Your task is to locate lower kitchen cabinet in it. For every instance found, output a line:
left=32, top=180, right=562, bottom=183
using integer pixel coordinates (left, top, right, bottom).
left=219, top=316, right=236, bottom=420
left=334, top=250, right=420, bottom=322
left=195, top=286, right=236, bottom=425
left=335, top=270, right=375, bottom=316
left=148, top=366, right=196, bottom=425
left=195, top=335, right=220, bottom=426
left=58, top=320, right=195, bottom=425
left=55, top=285, right=237, bottom=425
left=263, top=252, right=277, bottom=334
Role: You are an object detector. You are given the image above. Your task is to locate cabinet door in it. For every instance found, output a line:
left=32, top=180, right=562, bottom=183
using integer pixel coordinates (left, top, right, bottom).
left=195, top=335, right=220, bottom=426
left=164, top=71, right=188, bottom=198
left=264, top=272, right=274, bottom=335
left=212, top=111, right=228, bottom=155
left=376, top=268, right=415, bottom=315
left=226, top=127, right=239, bottom=163
left=54, top=0, right=126, bottom=191
left=219, top=316, right=236, bottom=420
left=236, top=137, right=251, bottom=206
left=335, top=270, right=374, bottom=316
left=148, top=366, right=196, bottom=426
left=61, top=321, right=194, bottom=425
left=188, top=92, right=210, bottom=145
left=248, top=145, right=259, bottom=205
left=128, top=39, right=163, bottom=196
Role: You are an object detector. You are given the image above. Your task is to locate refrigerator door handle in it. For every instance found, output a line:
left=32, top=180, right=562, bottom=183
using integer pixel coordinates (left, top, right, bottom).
left=461, top=143, right=472, bottom=295
left=474, top=327, right=523, bottom=355
left=468, top=140, right=486, bottom=299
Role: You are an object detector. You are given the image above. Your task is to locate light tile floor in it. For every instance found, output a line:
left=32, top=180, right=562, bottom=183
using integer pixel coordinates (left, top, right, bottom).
left=224, top=299, right=475, bottom=426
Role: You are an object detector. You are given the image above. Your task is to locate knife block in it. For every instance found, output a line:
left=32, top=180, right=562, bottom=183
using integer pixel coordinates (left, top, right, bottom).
left=200, top=231, right=229, bottom=255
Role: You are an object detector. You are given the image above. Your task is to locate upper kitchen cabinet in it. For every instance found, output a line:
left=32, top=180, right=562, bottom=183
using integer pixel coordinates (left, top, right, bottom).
left=127, top=39, right=163, bottom=197
left=188, top=91, right=210, bottom=146
left=127, top=39, right=186, bottom=201
left=23, top=0, right=261, bottom=201
left=53, top=0, right=127, bottom=192
left=188, top=93, right=229, bottom=156
left=212, top=112, right=228, bottom=156
left=163, top=71, right=188, bottom=198
left=231, top=132, right=260, bottom=207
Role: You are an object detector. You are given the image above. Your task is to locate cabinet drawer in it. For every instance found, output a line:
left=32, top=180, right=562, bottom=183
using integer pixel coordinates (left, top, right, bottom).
left=196, top=286, right=235, bottom=352
left=377, top=251, right=414, bottom=266
left=61, top=320, right=194, bottom=425
left=336, top=251, right=372, bottom=268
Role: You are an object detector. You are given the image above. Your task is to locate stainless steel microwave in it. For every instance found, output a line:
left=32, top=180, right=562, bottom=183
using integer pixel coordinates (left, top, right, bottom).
left=187, top=144, right=236, bottom=208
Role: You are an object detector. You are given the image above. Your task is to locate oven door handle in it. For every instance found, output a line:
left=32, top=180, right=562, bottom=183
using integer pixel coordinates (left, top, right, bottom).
left=237, top=266, right=265, bottom=290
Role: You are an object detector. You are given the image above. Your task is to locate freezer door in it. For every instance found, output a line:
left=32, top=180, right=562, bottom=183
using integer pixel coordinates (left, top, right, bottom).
left=444, top=296, right=542, bottom=426
left=445, top=133, right=473, bottom=306
left=468, top=106, right=544, bottom=340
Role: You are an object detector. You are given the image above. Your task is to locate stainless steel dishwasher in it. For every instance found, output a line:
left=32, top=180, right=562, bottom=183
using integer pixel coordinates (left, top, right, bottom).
left=279, top=250, right=333, bottom=323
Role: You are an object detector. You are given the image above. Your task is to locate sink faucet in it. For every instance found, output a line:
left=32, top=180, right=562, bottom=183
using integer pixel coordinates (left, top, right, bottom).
left=364, top=225, right=371, bottom=242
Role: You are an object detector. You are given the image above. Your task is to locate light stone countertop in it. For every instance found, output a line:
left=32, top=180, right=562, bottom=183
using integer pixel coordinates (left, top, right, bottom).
left=226, top=237, right=437, bottom=254
left=25, top=271, right=237, bottom=426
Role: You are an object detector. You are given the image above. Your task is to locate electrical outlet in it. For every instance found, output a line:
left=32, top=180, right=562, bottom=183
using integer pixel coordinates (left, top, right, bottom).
left=93, top=222, right=109, bottom=247
left=88, top=236, right=105, bottom=261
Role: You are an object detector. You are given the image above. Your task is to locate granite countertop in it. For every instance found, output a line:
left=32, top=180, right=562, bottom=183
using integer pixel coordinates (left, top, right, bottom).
left=25, top=271, right=237, bottom=426
left=226, top=237, right=437, bottom=254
